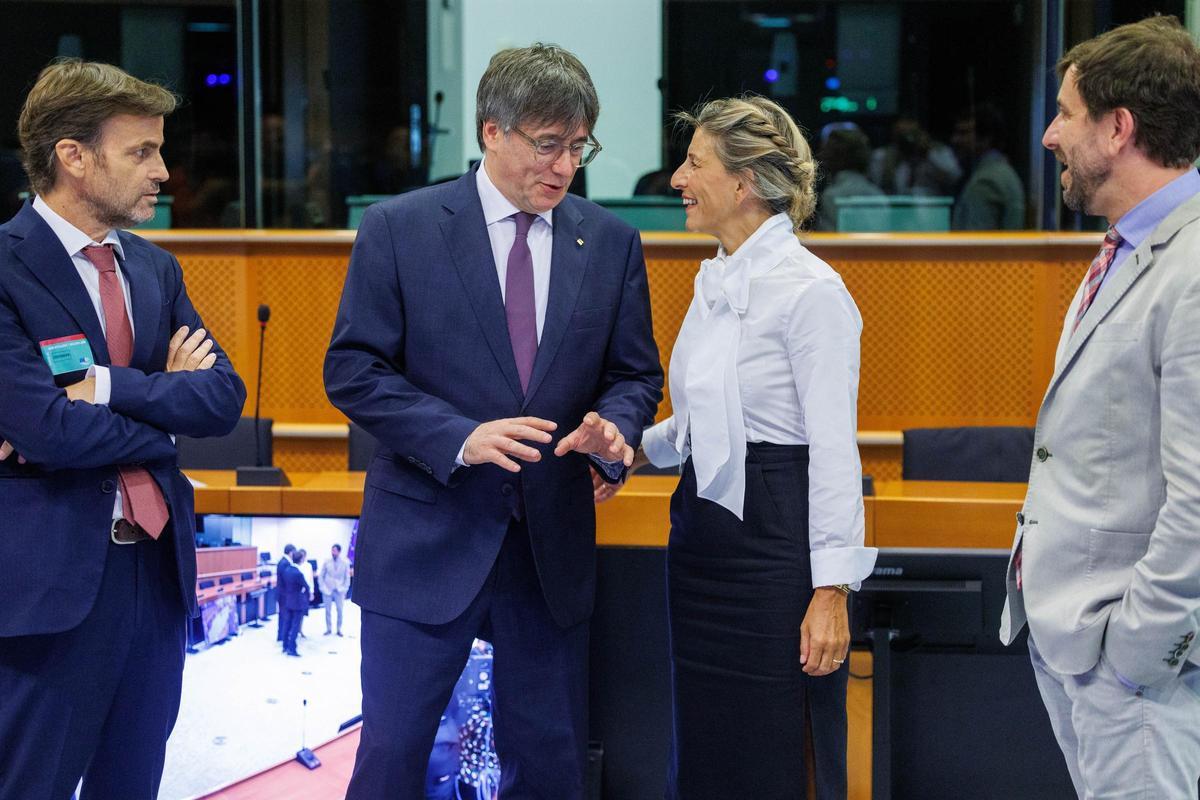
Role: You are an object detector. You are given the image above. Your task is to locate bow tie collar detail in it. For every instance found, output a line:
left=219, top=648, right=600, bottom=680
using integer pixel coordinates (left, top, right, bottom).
left=671, top=213, right=799, bottom=518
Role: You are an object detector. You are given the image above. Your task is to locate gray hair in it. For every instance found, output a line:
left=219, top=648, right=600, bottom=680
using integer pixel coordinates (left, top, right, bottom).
left=475, top=43, right=600, bottom=149
left=675, top=95, right=817, bottom=231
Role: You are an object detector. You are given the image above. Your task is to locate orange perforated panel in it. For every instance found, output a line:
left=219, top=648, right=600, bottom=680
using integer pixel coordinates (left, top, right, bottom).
left=177, top=252, right=250, bottom=396
left=860, top=445, right=902, bottom=483
left=645, top=258, right=697, bottom=421
left=254, top=249, right=349, bottom=423
left=836, top=258, right=1040, bottom=429
left=160, top=233, right=1098, bottom=461
left=275, top=437, right=347, bottom=473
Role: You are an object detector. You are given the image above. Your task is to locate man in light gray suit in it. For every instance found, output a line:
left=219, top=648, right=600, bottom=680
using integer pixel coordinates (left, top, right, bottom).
left=1000, top=16, right=1200, bottom=796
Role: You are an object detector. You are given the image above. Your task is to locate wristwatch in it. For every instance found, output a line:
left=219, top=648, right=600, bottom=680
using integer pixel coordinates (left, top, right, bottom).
left=830, top=584, right=852, bottom=595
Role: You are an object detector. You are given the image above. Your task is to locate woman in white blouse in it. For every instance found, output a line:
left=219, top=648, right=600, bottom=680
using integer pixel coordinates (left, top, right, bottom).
left=612, top=96, right=877, bottom=799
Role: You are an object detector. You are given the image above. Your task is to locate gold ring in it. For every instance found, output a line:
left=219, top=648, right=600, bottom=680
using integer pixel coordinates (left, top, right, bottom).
left=832, top=658, right=845, bottom=665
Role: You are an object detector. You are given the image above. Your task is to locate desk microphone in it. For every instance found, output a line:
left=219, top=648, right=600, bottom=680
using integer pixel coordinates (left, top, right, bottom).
left=295, top=698, right=321, bottom=770
left=255, top=304, right=269, bottom=466
left=236, top=304, right=289, bottom=486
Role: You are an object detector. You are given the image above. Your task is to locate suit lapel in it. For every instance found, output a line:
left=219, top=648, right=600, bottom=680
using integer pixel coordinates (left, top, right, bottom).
left=10, top=205, right=110, bottom=364
left=523, top=200, right=588, bottom=407
left=439, top=174, right=524, bottom=403
left=118, top=234, right=162, bottom=370
left=1046, top=196, right=1200, bottom=396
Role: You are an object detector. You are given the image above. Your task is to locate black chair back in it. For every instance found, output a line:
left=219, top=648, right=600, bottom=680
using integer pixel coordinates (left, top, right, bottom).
left=348, top=422, right=379, bottom=470
left=177, top=417, right=273, bottom=470
left=902, top=426, right=1035, bottom=482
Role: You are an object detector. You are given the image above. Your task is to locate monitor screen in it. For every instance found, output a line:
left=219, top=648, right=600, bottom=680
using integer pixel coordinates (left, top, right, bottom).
left=201, top=595, right=238, bottom=644
left=218, top=575, right=234, bottom=585
left=851, top=548, right=1011, bottom=652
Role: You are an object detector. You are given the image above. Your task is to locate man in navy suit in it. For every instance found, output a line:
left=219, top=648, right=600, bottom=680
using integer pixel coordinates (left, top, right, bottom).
left=0, top=61, right=245, bottom=799
left=278, top=549, right=311, bottom=657
left=275, top=541, right=295, bottom=642
left=325, top=43, right=662, bottom=799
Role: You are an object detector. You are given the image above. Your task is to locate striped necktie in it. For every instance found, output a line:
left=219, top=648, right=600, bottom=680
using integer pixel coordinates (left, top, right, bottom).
left=1072, top=226, right=1122, bottom=333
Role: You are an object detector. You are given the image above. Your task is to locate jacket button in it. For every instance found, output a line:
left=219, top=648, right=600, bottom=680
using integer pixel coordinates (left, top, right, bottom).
left=100, top=480, right=115, bottom=494
left=501, top=484, right=515, bottom=497
left=1168, top=657, right=1181, bottom=667
left=1035, top=447, right=1050, bottom=462
left=1187, top=632, right=1195, bottom=642
left=1016, top=512, right=1025, bottom=525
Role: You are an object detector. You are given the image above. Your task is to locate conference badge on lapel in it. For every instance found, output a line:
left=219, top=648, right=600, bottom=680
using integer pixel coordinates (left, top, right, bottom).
left=39, top=334, right=95, bottom=387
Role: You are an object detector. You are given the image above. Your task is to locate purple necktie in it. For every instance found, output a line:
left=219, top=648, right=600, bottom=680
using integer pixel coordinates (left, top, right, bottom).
left=505, top=212, right=538, bottom=394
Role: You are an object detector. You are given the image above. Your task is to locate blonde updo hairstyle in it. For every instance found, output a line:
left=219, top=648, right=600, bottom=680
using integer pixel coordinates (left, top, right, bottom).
left=675, top=95, right=816, bottom=231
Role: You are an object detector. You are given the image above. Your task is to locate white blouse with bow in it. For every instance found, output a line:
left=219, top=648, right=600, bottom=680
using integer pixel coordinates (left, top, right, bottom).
left=641, top=213, right=877, bottom=588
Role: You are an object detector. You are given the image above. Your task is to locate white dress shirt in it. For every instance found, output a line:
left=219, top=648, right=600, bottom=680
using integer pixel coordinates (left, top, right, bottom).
left=452, top=162, right=553, bottom=468
left=32, top=196, right=130, bottom=521
left=453, top=162, right=621, bottom=477
left=476, top=158, right=554, bottom=340
left=641, top=213, right=876, bottom=588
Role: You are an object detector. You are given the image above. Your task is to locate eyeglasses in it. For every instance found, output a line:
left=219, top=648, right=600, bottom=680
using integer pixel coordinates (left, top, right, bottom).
left=510, top=128, right=602, bottom=167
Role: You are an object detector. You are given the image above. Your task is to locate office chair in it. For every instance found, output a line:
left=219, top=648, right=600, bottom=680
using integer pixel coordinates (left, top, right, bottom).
left=176, top=417, right=273, bottom=470
left=902, top=426, right=1035, bottom=482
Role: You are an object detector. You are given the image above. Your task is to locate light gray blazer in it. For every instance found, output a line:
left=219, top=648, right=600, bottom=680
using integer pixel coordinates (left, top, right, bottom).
left=1001, top=193, right=1200, bottom=686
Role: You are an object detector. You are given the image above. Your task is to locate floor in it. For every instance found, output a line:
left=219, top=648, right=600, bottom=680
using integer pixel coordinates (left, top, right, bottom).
left=159, top=603, right=364, bottom=800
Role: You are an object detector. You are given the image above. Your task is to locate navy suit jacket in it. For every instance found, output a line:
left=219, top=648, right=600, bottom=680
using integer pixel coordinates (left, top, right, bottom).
left=277, top=561, right=311, bottom=613
left=325, top=169, right=662, bottom=628
left=0, top=202, right=246, bottom=637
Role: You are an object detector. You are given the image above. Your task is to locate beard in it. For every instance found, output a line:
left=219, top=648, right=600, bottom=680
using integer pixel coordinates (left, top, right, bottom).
left=83, top=183, right=156, bottom=230
left=83, top=154, right=158, bottom=230
left=1060, top=148, right=1110, bottom=214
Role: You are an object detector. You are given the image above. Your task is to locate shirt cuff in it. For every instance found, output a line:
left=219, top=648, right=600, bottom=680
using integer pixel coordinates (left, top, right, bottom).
left=590, top=456, right=625, bottom=483
left=89, top=365, right=111, bottom=405
left=455, top=440, right=468, bottom=468
left=811, top=545, right=878, bottom=590
left=641, top=419, right=681, bottom=468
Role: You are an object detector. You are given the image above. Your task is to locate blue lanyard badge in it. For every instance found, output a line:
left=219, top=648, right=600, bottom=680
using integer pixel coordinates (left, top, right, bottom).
left=39, top=334, right=95, bottom=376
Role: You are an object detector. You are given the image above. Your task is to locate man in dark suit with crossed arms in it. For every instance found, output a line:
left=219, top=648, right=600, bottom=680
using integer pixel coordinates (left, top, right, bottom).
left=0, top=60, right=244, bottom=799
left=325, top=43, right=662, bottom=798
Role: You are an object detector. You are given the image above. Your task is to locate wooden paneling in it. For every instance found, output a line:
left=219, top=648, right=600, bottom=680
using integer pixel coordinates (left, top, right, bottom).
left=151, top=230, right=1099, bottom=465
left=195, top=545, right=257, bottom=575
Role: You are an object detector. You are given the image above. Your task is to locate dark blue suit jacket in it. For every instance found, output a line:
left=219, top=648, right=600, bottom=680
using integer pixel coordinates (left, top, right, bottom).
left=325, top=169, right=662, bottom=628
left=0, top=202, right=246, bottom=637
left=277, top=561, right=311, bottom=613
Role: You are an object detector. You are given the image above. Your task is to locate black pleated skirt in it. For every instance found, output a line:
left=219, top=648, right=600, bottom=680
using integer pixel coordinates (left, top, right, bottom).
left=665, top=442, right=849, bottom=800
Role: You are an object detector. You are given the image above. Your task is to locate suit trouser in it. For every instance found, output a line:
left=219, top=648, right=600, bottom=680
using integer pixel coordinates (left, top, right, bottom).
left=1029, top=633, right=1200, bottom=799
left=346, top=519, right=589, bottom=800
left=282, top=609, right=304, bottom=653
left=0, top=530, right=186, bottom=800
left=325, top=590, right=346, bottom=632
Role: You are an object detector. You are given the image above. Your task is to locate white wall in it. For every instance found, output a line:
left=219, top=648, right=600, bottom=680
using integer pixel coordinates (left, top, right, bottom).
left=245, top=517, right=356, bottom=571
left=429, top=0, right=662, bottom=198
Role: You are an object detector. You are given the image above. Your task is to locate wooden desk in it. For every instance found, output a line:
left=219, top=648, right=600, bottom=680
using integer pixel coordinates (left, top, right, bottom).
left=870, top=479, right=1023, bottom=549
left=187, top=471, right=1028, bottom=551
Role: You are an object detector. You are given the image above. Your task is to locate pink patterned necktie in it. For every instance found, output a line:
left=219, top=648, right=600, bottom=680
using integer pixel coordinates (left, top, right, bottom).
left=81, top=244, right=169, bottom=539
left=1072, top=226, right=1122, bottom=333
